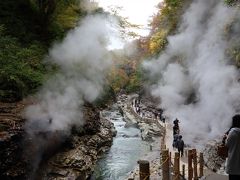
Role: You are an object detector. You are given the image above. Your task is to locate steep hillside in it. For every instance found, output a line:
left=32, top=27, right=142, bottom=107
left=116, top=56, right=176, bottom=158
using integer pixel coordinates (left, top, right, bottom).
left=0, top=0, right=88, bottom=102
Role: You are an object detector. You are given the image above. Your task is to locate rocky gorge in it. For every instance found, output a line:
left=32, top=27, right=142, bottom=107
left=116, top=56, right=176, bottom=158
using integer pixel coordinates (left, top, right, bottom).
left=0, top=94, right=229, bottom=180
left=0, top=100, right=115, bottom=180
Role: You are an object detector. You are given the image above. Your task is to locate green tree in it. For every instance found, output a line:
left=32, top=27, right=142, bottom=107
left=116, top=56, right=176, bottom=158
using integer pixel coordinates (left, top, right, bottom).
left=0, top=33, right=47, bottom=101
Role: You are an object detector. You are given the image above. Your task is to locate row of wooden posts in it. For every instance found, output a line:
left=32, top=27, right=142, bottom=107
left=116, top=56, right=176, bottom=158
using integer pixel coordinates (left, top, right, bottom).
left=129, top=148, right=204, bottom=180
left=128, top=100, right=205, bottom=180
left=162, top=148, right=204, bottom=180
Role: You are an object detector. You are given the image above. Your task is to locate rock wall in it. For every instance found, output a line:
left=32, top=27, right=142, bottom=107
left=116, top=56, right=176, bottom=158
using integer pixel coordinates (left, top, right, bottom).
left=0, top=101, right=115, bottom=180
left=0, top=101, right=28, bottom=179
left=41, top=113, right=114, bottom=179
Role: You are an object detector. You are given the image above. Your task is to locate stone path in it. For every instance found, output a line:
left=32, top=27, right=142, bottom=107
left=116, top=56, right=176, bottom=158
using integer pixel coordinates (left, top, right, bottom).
left=205, top=173, right=228, bottom=180
left=165, top=122, right=194, bottom=179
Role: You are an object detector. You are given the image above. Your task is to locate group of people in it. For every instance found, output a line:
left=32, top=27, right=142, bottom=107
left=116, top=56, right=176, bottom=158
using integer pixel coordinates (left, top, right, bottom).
left=172, top=118, right=185, bottom=157
left=171, top=115, right=240, bottom=180
left=153, top=109, right=166, bottom=123
left=131, top=98, right=165, bottom=123
left=132, top=98, right=141, bottom=115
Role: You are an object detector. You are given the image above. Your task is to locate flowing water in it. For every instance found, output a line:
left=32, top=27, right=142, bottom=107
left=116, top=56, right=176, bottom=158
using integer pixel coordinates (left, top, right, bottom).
left=91, top=106, right=152, bottom=180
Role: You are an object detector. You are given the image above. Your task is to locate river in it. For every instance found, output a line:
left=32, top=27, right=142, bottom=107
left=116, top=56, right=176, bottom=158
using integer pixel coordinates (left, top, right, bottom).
left=91, top=105, right=152, bottom=180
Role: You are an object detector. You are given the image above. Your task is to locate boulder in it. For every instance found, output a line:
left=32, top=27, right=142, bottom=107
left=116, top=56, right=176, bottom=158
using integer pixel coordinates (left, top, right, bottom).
left=203, top=140, right=226, bottom=172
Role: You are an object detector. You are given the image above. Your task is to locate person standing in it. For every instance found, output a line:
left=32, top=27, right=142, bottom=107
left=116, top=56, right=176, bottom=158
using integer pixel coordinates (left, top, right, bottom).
left=226, top=114, right=240, bottom=180
left=172, top=133, right=179, bottom=149
left=176, top=135, right=184, bottom=157
left=173, top=118, right=179, bottom=125
left=173, top=124, right=179, bottom=135
left=173, top=118, right=180, bottom=135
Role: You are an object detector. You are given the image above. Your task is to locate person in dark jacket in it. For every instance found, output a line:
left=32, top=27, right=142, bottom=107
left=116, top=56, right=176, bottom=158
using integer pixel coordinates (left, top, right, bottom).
left=173, top=118, right=180, bottom=135
left=226, top=114, right=240, bottom=180
left=172, top=133, right=179, bottom=149
left=173, top=118, right=179, bottom=125
left=173, top=124, right=179, bottom=135
left=176, top=135, right=184, bottom=157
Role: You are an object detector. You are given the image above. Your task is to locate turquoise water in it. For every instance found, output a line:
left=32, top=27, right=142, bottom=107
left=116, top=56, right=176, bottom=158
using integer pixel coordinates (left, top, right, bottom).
left=91, top=110, right=151, bottom=180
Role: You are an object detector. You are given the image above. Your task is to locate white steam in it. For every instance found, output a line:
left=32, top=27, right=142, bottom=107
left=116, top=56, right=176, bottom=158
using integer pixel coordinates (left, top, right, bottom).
left=25, top=15, right=118, bottom=133
left=144, top=0, right=240, bottom=145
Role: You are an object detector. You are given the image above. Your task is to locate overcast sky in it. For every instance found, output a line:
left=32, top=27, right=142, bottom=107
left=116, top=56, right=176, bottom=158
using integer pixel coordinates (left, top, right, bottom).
left=94, top=0, right=162, bottom=36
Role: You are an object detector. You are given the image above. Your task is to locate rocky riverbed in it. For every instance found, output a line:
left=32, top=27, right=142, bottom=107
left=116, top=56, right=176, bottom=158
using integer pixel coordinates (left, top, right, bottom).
left=0, top=100, right=115, bottom=180
left=119, top=94, right=165, bottom=141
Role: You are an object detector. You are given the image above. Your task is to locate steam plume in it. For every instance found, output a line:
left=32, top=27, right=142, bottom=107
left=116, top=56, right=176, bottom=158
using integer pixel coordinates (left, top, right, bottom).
left=24, top=14, right=118, bottom=133
left=22, top=13, right=122, bottom=177
left=144, top=0, right=240, bottom=145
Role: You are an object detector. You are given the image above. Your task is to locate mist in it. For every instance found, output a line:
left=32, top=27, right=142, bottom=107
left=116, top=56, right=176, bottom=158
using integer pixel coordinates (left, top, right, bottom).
left=24, top=14, right=120, bottom=134
left=143, top=0, right=240, bottom=146
left=20, top=7, right=127, bottom=176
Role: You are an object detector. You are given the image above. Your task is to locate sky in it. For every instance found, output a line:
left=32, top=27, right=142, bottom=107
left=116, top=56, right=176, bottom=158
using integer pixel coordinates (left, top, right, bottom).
left=94, top=0, right=162, bottom=36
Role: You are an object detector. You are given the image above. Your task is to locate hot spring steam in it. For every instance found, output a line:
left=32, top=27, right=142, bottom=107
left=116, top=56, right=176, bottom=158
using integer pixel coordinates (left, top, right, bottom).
left=144, top=0, right=240, bottom=146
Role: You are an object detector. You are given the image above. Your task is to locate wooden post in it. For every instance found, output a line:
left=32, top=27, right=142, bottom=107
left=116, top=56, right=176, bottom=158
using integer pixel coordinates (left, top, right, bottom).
left=138, top=160, right=150, bottom=180
left=188, top=149, right=193, bottom=180
left=182, top=164, right=185, bottom=179
left=169, top=152, right=172, bottom=165
left=185, top=149, right=188, bottom=157
left=192, top=149, right=198, bottom=180
left=162, top=149, right=170, bottom=180
left=173, top=152, right=180, bottom=180
left=199, top=152, right=204, bottom=177
left=161, top=137, right=164, bottom=150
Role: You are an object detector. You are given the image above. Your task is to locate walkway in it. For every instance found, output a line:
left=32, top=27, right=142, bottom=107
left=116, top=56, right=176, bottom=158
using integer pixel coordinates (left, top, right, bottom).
left=165, top=122, right=228, bottom=180
left=205, top=173, right=228, bottom=180
left=126, top=95, right=228, bottom=180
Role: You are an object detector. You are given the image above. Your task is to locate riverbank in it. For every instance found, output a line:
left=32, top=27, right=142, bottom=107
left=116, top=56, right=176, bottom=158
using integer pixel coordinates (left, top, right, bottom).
left=114, top=94, right=165, bottom=179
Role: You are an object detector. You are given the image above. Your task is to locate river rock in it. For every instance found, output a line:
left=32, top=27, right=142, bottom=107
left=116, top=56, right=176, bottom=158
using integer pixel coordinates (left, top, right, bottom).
left=138, top=122, right=162, bottom=141
left=203, top=140, right=226, bottom=172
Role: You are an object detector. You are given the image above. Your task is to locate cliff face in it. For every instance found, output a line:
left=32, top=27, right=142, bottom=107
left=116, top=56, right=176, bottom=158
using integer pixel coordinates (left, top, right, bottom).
left=0, top=101, right=115, bottom=180
left=0, top=101, right=27, bottom=179
left=40, top=105, right=115, bottom=179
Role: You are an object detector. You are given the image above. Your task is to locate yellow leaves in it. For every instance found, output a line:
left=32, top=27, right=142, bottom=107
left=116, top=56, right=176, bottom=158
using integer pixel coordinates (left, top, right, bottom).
left=108, top=67, right=129, bottom=92
left=143, top=0, right=189, bottom=56
left=149, top=30, right=168, bottom=54
left=232, top=50, right=240, bottom=67
left=226, top=47, right=240, bottom=67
